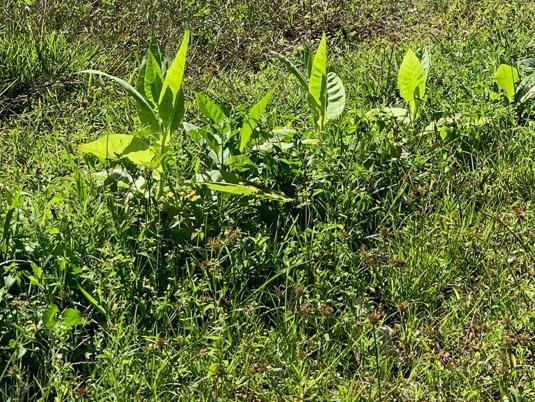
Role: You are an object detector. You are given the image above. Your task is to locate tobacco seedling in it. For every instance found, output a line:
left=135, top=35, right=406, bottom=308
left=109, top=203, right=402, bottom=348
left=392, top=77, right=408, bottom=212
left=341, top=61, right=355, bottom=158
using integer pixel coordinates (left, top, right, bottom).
left=78, top=32, right=190, bottom=196
left=493, top=59, right=535, bottom=109
left=276, top=33, right=346, bottom=132
left=397, top=48, right=430, bottom=119
left=184, top=91, right=291, bottom=201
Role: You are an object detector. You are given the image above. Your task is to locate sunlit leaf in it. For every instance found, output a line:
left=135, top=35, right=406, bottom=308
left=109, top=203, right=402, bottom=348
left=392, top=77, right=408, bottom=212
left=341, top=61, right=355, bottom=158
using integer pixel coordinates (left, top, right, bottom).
left=62, top=308, right=85, bottom=329
left=227, top=155, right=257, bottom=172
left=397, top=49, right=427, bottom=118
left=78, top=284, right=107, bottom=316
left=143, top=51, right=164, bottom=105
left=421, top=48, right=431, bottom=77
left=274, top=52, right=308, bottom=89
left=308, top=33, right=328, bottom=127
left=79, top=134, right=157, bottom=168
left=159, top=31, right=189, bottom=104
left=195, top=92, right=227, bottom=124
left=516, top=74, right=535, bottom=105
left=495, top=64, right=519, bottom=103
left=43, top=304, right=59, bottom=330
left=203, top=182, right=292, bottom=202
left=239, top=90, right=273, bottom=152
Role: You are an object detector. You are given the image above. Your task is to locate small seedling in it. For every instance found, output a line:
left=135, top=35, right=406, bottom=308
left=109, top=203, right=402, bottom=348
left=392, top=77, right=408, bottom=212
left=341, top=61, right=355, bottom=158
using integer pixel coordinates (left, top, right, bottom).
left=397, top=48, right=430, bottom=119
left=275, top=33, right=346, bottom=132
left=79, top=32, right=190, bottom=197
left=493, top=59, right=535, bottom=109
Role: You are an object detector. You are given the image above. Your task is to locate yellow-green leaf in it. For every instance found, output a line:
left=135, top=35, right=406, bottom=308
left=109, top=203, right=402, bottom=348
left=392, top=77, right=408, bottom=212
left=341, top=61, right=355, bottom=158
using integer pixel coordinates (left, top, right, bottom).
left=79, top=134, right=157, bottom=168
left=397, top=49, right=427, bottom=117
left=239, top=90, right=273, bottom=152
left=495, top=64, right=519, bottom=103
left=196, top=92, right=227, bottom=124
left=159, top=31, right=190, bottom=104
left=308, top=33, right=328, bottom=126
left=203, top=182, right=292, bottom=202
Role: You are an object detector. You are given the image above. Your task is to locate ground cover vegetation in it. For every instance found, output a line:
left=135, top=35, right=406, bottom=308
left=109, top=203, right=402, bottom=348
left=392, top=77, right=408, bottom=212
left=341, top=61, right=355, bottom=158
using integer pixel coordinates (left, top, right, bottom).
left=1, top=0, right=535, bottom=400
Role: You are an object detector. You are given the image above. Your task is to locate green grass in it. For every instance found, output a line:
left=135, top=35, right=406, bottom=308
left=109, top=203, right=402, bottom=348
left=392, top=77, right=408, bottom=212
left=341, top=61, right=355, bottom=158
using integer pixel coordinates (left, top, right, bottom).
left=2, top=0, right=535, bottom=400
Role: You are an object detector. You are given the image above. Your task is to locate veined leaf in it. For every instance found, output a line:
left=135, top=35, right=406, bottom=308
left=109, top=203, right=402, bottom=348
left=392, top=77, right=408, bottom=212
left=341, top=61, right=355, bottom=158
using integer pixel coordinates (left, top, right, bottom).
left=143, top=51, right=164, bottom=105
left=518, top=58, right=535, bottom=75
left=227, top=155, right=257, bottom=172
left=43, top=304, right=59, bottom=330
left=79, top=133, right=157, bottom=168
left=274, top=52, right=308, bottom=89
left=158, top=32, right=189, bottom=130
left=516, top=74, right=535, bottom=105
left=196, top=92, right=227, bottom=124
left=159, top=31, right=190, bottom=103
left=495, top=64, right=519, bottom=103
left=62, top=308, right=85, bottom=329
left=81, top=69, right=160, bottom=131
left=205, top=182, right=258, bottom=195
left=326, top=72, right=345, bottom=120
left=239, top=90, right=273, bottom=152
left=148, top=35, right=167, bottom=74
left=308, top=33, right=328, bottom=126
left=397, top=49, right=427, bottom=118
left=203, top=182, right=292, bottom=202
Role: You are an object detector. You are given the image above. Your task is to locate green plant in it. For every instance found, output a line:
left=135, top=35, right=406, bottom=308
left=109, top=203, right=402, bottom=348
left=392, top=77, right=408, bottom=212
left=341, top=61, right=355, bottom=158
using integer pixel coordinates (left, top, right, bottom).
left=79, top=32, right=190, bottom=197
left=493, top=59, right=535, bottom=109
left=184, top=91, right=291, bottom=201
left=397, top=48, right=430, bottom=119
left=275, top=33, right=346, bottom=132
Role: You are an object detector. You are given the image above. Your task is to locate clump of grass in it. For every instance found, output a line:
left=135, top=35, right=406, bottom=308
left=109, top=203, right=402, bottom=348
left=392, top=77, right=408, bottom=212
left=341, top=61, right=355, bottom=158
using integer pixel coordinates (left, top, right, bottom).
left=0, top=31, right=97, bottom=117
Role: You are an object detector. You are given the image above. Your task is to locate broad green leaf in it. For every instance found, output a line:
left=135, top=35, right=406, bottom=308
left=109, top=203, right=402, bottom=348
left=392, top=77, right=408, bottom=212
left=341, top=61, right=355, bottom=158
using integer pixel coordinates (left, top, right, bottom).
left=81, top=69, right=160, bottom=131
left=161, top=88, right=185, bottom=132
left=143, top=51, right=164, bottom=105
left=308, top=33, right=328, bottom=126
left=516, top=74, right=535, bottom=105
left=495, top=64, right=519, bottom=103
left=148, top=35, right=167, bottom=73
left=239, top=90, right=273, bottom=152
left=157, top=32, right=189, bottom=130
left=227, top=155, right=257, bottom=172
left=205, top=182, right=258, bottom=195
left=326, top=72, right=345, bottom=120
left=203, top=182, right=292, bottom=202
left=159, top=31, right=189, bottom=104
left=195, top=92, right=227, bottom=124
left=397, top=49, right=427, bottom=117
left=62, top=308, right=85, bottom=329
left=43, top=304, right=59, bottom=330
left=137, top=37, right=165, bottom=105
left=274, top=52, right=308, bottom=89
left=79, top=134, right=157, bottom=168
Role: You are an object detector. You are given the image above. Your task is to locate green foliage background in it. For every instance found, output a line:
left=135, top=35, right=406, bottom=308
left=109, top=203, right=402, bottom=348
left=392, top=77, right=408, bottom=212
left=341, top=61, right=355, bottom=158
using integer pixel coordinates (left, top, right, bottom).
left=1, top=0, right=535, bottom=400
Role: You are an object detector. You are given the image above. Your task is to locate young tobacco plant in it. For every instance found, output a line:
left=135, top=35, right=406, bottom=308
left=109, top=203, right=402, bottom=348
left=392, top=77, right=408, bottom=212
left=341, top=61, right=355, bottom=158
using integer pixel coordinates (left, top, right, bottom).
left=78, top=32, right=190, bottom=197
left=493, top=58, right=535, bottom=110
left=397, top=48, right=430, bottom=120
left=183, top=91, right=291, bottom=201
left=276, top=33, right=346, bottom=132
